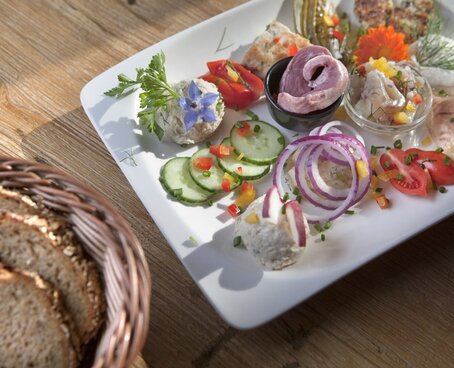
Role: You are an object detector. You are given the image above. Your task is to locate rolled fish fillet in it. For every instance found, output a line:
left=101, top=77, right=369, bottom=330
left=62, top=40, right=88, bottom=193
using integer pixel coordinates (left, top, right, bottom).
left=278, top=46, right=348, bottom=114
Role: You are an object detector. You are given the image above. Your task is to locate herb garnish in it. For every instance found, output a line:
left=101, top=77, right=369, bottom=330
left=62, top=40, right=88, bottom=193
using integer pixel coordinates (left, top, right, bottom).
left=246, top=110, right=259, bottom=121
left=233, top=236, right=242, bottom=247
left=435, top=147, right=444, bottom=153
left=439, top=186, right=447, bottom=193
left=443, top=156, right=452, bottom=166
left=396, top=173, right=404, bottom=181
left=393, top=139, right=402, bottom=149
left=105, top=51, right=180, bottom=139
left=438, top=89, right=448, bottom=97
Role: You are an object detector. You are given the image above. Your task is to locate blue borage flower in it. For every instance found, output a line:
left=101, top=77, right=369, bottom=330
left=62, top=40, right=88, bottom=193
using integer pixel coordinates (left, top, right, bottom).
left=178, top=80, right=219, bottom=131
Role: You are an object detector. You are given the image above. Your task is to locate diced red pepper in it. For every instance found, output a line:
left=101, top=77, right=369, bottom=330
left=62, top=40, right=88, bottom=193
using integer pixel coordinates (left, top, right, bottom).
left=331, top=30, right=344, bottom=42
left=227, top=203, right=241, bottom=217
left=191, top=157, right=213, bottom=171
left=375, top=194, right=390, bottom=209
left=222, top=178, right=231, bottom=192
left=413, top=94, right=423, bottom=105
left=239, top=181, right=254, bottom=194
left=287, top=43, right=298, bottom=56
left=209, top=144, right=233, bottom=158
left=236, top=121, right=251, bottom=137
left=273, top=37, right=280, bottom=43
left=357, top=65, right=366, bottom=77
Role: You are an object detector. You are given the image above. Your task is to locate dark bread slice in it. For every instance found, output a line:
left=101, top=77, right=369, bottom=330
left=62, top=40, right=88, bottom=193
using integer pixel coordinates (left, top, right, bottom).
left=0, top=265, right=79, bottom=368
left=0, top=210, right=105, bottom=344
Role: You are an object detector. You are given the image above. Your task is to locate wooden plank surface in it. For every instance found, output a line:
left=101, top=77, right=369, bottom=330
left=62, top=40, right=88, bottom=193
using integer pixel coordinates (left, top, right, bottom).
left=0, top=1, right=453, bottom=367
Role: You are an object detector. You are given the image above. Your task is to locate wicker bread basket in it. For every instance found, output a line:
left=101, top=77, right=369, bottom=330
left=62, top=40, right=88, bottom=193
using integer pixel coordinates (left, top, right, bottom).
left=0, top=156, right=151, bottom=368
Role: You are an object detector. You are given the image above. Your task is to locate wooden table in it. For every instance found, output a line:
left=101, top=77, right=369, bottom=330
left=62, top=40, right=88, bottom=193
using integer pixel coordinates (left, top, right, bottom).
left=1, top=1, right=453, bottom=367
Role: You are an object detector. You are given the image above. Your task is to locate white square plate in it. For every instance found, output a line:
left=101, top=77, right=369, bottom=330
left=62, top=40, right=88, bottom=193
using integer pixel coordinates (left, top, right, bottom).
left=81, top=0, right=454, bottom=328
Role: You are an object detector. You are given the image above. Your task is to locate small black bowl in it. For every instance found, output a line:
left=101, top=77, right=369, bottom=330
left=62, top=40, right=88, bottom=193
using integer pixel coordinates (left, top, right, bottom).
left=264, top=56, right=343, bottom=132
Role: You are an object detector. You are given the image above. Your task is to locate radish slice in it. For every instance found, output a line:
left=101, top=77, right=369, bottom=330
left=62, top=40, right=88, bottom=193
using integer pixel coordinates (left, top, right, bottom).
left=262, top=185, right=282, bottom=224
left=285, top=200, right=307, bottom=247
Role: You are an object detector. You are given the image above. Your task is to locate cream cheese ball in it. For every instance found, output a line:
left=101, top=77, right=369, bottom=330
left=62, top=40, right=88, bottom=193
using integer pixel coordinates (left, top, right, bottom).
left=155, top=78, right=225, bottom=145
left=234, top=195, right=309, bottom=270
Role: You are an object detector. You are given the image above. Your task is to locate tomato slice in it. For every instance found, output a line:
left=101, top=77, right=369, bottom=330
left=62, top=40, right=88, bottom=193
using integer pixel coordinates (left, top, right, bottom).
left=204, top=60, right=264, bottom=109
left=379, top=149, right=428, bottom=197
left=192, top=157, right=213, bottom=171
left=405, top=148, right=454, bottom=186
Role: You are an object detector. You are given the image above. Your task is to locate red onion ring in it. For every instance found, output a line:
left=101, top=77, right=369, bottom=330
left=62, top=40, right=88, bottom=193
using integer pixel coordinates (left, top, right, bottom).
left=272, top=125, right=371, bottom=224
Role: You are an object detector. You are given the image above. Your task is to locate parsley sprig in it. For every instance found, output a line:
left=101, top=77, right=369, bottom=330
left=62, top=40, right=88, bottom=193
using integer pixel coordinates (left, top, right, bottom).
left=104, top=51, right=180, bottom=140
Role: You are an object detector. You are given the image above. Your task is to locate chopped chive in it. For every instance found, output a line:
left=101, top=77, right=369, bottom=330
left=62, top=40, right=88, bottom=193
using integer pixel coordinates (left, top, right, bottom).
left=370, top=145, right=377, bottom=155
left=404, top=153, right=417, bottom=165
left=321, top=234, right=326, bottom=241
left=296, top=194, right=302, bottom=203
left=281, top=205, right=286, bottom=214
left=393, top=139, right=402, bottom=149
left=384, top=161, right=391, bottom=168
left=235, top=121, right=244, bottom=128
left=172, top=188, right=183, bottom=197
left=202, top=170, right=211, bottom=177
left=206, top=141, right=212, bottom=148
left=246, top=110, right=259, bottom=121
left=345, top=210, right=355, bottom=215
left=435, top=147, right=444, bottom=153
left=292, top=187, right=300, bottom=195
left=443, top=156, right=452, bottom=165
left=438, top=89, right=448, bottom=97
left=439, top=186, right=447, bottom=193
left=396, top=173, right=404, bottom=181
left=324, top=221, right=332, bottom=230
left=283, top=192, right=289, bottom=202
left=277, top=136, right=285, bottom=145
left=253, top=124, right=261, bottom=133
left=314, top=223, right=323, bottom=233
left=395, top=70, right=402, bottom=80
left=375, top=187, right=383, bottom=193
left=188, top=236, right=198, bottom=246
left=233, top=236, right=242, bottom=247
left=206, top=199, right=213, bottom=206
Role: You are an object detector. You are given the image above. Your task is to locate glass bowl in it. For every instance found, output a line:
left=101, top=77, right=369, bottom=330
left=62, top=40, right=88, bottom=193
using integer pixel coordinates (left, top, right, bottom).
left=264, top=57, right=343, bottom=133
left=344, top=66, right=433, bottom=135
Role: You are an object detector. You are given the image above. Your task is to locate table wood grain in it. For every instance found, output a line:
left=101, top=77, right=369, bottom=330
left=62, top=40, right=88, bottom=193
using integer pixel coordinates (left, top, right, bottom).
left=1, top=1, right=453, bottom=367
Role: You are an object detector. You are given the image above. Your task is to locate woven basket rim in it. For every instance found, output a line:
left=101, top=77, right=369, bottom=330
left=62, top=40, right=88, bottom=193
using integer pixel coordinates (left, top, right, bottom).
left=0, top=156, right=151, bottom=368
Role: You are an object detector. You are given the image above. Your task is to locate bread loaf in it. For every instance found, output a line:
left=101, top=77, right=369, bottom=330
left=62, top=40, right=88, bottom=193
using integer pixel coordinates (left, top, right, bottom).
left=0, top=265, right=79, bottom=368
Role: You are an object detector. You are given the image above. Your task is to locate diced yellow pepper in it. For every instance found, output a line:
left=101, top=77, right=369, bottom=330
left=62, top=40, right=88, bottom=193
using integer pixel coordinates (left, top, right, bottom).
left=393, top=112, right=409, bottom=124
left=323, top=15, right=334, bottom=27
left=226, top=65, right=239, bottom=82
left=223, top=172, right=236, bottom=185
left=369, top=57, right=397, bottom=78
left=406, top=101, right=416, bottom=112
left=235, top=187, right=257, bottom=209
left=421, top=135, right=432, bottom=146
left=245, top=212, right=260, bottom=224
left=355, top=160, right=369, bottom=180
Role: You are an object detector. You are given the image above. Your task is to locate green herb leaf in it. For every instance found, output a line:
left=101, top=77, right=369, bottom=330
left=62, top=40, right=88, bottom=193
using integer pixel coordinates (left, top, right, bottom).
left=439, top=186, right=447, bottom=193
left=324, top=221, right=332, bottom=230
left=396, top=173, right=404, bottom=181
left=438, top=89, right=448, bottom=97
left=277, top=136, right=285, bottom=145
left=253, top=125, right=261, bottom=133
left=443, top=156, right=452, bottom=165
left=370, top=145, right=377, bottom=155
left=314, top=223, right=323, bottom=233
left=393, top=139, right=403, bottom=149
left=321, top=234, right=326, bottom=241
left=233, top=236, right=242, bottom=247
left=246, top=110, right=259, bottom=121
left=435, top=147, right=444, bottom=153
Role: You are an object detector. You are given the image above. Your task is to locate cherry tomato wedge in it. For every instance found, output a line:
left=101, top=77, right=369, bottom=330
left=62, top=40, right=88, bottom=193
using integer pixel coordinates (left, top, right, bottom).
left=201, top=60, right=264, bottom=110
left=191, top=157, right=213, bottom=171
left=405, top=148, right=454, bottom=185
left=379, top=149, right=428, bottom=197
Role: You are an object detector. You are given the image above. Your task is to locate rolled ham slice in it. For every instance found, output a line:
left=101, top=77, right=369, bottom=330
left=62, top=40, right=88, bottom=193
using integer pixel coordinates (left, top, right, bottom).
left=278, top=46, right=348, bottom=114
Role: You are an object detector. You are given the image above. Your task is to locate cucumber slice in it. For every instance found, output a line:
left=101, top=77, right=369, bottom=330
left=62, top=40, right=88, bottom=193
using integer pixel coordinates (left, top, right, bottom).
left=189, top=148, right=240, bottom=193
left=218, top=138, right=271, bottom=180
left=230, top=120, right=285, bottom=165
left=160, top=157, right=213, bottom=204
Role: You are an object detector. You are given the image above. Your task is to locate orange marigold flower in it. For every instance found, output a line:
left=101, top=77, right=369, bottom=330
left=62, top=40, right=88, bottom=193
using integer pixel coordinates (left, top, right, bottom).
left=354, top=26, right=409, bottom=65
